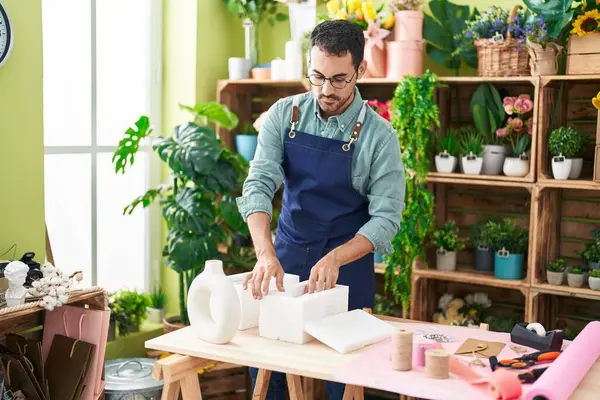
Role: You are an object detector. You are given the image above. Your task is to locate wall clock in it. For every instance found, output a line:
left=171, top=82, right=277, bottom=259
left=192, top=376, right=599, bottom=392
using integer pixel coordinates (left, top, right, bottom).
left=0, top=1, right=13, bottom=68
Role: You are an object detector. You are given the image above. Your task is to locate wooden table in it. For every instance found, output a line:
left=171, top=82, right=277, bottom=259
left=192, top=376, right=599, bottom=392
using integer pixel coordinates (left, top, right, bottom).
left=145, top=315, right=600, bottom=400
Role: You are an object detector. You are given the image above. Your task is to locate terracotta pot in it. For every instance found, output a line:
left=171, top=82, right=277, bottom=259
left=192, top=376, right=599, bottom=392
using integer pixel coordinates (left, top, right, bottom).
left=385, top=40, right=423, bottom=80
left=394, top=10, right=424, bottom=41
left=163, top=316, right=185, bottom=333
left=363, top=43, right=387, bottom=78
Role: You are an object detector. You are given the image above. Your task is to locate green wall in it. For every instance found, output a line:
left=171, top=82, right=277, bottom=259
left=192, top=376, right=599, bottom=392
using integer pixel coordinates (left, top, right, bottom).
left=0, top=0, right=45, bottom=261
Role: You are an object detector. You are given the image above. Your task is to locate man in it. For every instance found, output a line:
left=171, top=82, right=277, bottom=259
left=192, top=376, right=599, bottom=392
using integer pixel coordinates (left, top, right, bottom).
left=235, top=19, right=405, bottom=400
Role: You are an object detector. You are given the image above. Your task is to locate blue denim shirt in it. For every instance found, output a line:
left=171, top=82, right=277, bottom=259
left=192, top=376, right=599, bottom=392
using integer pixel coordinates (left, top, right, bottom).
left=235, top=87, right=405, bottom=254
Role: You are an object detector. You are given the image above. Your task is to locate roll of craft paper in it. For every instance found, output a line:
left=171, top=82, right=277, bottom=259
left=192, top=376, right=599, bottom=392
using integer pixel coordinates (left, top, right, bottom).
left=391, top=330, right=413, bottom=371
left=524, top=320, right=600, bottom=400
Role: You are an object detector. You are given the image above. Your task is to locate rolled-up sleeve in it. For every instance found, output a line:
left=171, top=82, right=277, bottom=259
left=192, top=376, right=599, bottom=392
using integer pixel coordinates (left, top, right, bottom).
left=357, top=127, right=405, bottom=254
left=236, top=100, right=285, bottom=222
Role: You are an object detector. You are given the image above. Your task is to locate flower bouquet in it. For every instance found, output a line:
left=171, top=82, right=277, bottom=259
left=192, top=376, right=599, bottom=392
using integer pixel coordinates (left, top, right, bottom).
left=367, top=99, right=391, bottom=121
left=432, top=292, right=492, bottom=327
left=496, top=93, right=534, bottom=176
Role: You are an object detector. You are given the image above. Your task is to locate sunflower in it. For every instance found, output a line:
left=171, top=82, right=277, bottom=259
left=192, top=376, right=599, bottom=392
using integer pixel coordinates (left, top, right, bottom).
left=571, top=9, right=600, bottom=36
left=593, top=92, right=600, bottom=111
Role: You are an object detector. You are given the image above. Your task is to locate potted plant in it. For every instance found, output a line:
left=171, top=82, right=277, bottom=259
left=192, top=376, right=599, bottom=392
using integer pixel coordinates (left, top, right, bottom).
left=147, top=286, right=167, bottom=324
left=434, top=132, right=459, bottom=173
left=470, top=84, right=508, bottom=175
left=567, top=267, right=585, bottom=288
left=235, top=122, right=259, bottom=162
left=468, top=220, right=494, bottom=272
left=577, top=231, right=600, bottom=270
left=589, top=269, right=600, bottom=290
left=112, top=102, right=257, bottom=330
left=109, top=289, right=151, bottom=336
left=497, top=94, right=534, bottom=177
left=458, top=129, right=485, bottom=175
left=546, top=259, right=567, bottom=286
left=569, top=128, right=590, bottom=179
left=503, top=135, right=531, bottom=177
left=548, top=126, right=580, bottom=179
left=432, top=220, right=465, bottom=272
left=525, top=17, right=564, bottom=76
left=488, top=218, right=529, bottom=280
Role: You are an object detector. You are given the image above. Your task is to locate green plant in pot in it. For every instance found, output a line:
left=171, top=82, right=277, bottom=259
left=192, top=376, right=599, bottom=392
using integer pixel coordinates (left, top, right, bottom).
left=147, top=286, right=167, bottom=324
left=487, top=218, right=529, bottom=280
left=434, top=131, right=459, bottom=173
left=576, top=230, right=600, bottom=270
left=503, top=135, right=531, bottom=178
left=432, top=220, right=465, bottom=272
left=108, top=290, right=151, bottom=336
left=458, top=128, right=484, bottom=175
left=548, top=126, right=584, bottom=180
left=468, top=220, right=494, bottom=272
left=567, top=266, right=585, bottom=288
left=112, top=102, right=256, bottom=327
left=588, top=269, right=600, bottom=291
left=546, top=258, right=567, bottom=286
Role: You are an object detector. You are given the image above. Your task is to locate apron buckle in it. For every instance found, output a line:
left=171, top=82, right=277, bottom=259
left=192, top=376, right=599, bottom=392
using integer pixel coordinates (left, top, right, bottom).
left=342, top=136, right=356, bottom=152
left=289, top=121, right=297, bottom=138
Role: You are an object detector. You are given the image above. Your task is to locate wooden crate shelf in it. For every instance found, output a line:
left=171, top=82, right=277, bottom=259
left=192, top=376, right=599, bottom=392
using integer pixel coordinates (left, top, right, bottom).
left=537, top=76, right=600, bottom=183
left=413, top=266, right=528, bottom=290
left=427, top=174, right=535, bottom=189
left=532, top=283, right=600, bottom=301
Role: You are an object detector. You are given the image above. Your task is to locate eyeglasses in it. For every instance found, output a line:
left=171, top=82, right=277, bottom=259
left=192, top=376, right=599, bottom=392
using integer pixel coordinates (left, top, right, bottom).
left=306, top=71, right=356, bottom=89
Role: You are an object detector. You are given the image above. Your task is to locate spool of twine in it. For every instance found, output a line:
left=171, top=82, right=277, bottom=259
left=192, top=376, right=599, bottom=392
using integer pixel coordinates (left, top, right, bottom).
left=391, top=329, right=413, bottom=371
left=426, top=349, right=450, bottom=379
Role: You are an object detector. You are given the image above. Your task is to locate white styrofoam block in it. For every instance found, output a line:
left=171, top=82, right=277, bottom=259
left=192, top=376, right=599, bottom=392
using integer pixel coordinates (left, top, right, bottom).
left=227, top=272, right=300, bottom=330
left=304, top=309, right=396, bottom=354
left=258, top=282, right=349, bottom=344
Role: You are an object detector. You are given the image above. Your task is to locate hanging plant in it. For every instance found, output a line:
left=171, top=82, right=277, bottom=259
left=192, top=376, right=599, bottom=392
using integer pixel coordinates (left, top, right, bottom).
left=385, top=71, right=440, bottom=317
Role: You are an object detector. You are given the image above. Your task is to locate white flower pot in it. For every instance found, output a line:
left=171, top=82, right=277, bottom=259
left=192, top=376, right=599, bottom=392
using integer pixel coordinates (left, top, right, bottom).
left=551, top=156, right=572, bottom=179
left=461, top=156, right=483, bottom=175
left=436, top=249, right=457, bottom=271
left=482, top=145, right=507, bottom=175
left=435, top=154, right=457, bottom=173
left=503, top=157, right=530, bottom=177
left=567, top=273, right=584, bottom=288
left=589, top=276, right=600, bottom=290
left=568, top=158, right=583, bottom=179
left=147, top=307, right=167, bottom=324
left=546, top=270, right=564, bottom=286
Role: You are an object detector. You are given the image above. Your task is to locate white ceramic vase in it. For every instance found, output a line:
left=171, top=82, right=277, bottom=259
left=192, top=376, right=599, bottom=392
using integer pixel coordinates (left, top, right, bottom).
left=147, top=307, right=167, bottom=324
left=436, top=249, right=457, bottom=271
left=589, top=276, right=600, bottom=290
left=481, top=145, right=507, bottom=175
left=187, top=260, right=241, bottom=344
left=568, top=158, right=583, bottom=179
left=503, top=157, right=530, bottom=177
left=552, top=155, right=572, bottom=179
left=461, top=155, right=483, bottom=175
left=435, top=154, right=457, bottom=173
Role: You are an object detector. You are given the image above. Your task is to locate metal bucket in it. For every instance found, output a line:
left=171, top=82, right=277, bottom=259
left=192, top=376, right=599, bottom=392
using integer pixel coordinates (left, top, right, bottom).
left=105, top=358, right=163, bottom=400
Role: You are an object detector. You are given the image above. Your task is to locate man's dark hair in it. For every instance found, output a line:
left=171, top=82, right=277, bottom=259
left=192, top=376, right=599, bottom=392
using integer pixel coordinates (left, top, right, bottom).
left=309, top=20, right=365, bottom=71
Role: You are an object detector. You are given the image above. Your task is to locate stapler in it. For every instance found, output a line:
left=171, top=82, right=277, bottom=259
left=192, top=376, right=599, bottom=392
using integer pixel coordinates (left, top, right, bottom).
left=510, top=323, right=564, bottom=352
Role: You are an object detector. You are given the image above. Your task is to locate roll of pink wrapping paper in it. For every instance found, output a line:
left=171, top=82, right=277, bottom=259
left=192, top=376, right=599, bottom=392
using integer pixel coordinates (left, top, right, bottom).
left=524, top=321, right=600, bottom=400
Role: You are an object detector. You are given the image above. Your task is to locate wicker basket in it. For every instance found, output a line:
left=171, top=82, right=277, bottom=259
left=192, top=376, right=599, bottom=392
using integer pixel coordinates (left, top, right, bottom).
left=474, top=5, right=530, bottom=77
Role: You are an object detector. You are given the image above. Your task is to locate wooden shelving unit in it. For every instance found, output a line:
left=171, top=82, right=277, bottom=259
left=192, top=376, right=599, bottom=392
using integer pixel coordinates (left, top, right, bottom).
left=216, top=75, right=600, bottom=335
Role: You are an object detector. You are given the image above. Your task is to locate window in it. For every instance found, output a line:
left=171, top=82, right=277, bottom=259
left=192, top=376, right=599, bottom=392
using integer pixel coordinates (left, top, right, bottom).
left=42, top=0, right=162, bottom=293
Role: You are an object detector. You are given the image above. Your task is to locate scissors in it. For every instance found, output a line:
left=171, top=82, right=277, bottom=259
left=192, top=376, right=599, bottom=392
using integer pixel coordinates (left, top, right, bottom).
left=495, top=351, right=561, bottom=370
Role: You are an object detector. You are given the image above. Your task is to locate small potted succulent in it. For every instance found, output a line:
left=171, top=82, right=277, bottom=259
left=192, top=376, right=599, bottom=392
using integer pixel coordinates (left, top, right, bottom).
left=459, top=130, right=485, bottom=175
left=432, top=220, right=465, bottom=272
left=468, top=220, right=494, bottom=272
left=588, top=269, right=600, bottom=291
left=577, top=231, right=600, bottom=270
left=147, top=286, right=167, bottom=324
left=435, top=132, right=459, bottom=173
left=546, top=259, right=567, bottom=286
left=488, top=218, right=529, bottom=280
left=567, top=267, right=585, bottom=288
left=548, top=126, right=581, bottom=179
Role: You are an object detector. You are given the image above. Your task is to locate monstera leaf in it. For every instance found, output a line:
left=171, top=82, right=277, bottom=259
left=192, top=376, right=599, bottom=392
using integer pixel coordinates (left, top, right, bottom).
left=219, top=194, right=250, bottom=236
left=423, top=0, right=479, bottom=72
left=523, top=0, right=575, bottom=38
left=153, top=122, right=221, bottom=180
left=112, top=115, right=152, bottom=174
left=180, top=102, right=239, bottom=131
left=161, top=187, right=216, bottom=232
left=164, top=229, right=221, bottom=273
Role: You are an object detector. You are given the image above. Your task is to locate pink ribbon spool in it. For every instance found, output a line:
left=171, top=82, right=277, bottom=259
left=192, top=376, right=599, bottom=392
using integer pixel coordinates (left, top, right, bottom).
left=413, top=342, right=443, bottom=367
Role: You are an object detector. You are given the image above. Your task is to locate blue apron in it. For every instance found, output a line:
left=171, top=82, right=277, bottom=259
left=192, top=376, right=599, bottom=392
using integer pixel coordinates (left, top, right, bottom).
left=274, top=94, right=375, bottom=311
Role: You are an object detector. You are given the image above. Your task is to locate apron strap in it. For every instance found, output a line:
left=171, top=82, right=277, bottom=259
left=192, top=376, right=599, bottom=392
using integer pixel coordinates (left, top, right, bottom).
left=288, top=95, right=300, bottom=139
left=342, top=101, right=368, bottom=152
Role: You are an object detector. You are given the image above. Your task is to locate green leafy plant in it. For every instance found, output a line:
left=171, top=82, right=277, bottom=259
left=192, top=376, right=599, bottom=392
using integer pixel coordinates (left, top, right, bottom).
left=523, top=0, right=578, bottom=40
left=548, top=126, right=585, bottom=157
left=547, top=258, right=568, bottom=272
left=468, top=219, right=493, bottom=248
left=470, top=84, right=506, bottom=145
left=436, top=131, right=459, bottom=155
left=386, top=71, right=440, bottom=317
left=487, top=218, right=529, bottom=254
left=589, top=269, right=600, bottom=278
left=459, top=130, right=484, bottom=157
left=423, top=0, right=479, bottom=74
left=373, top=294, right=403, bottom=318
left=223, top=0, right=288, bottom=26
left=569, top=267, right=584, bottom=275
left=432, top=220, right=465, bottom=251
left=576, top=235, right=600, bottom=262
left=109, top=290, right=151, bottom=336
left=511, top=134, right=532, bottom=158
left=112, top=102, right=256, bottom=325
left=149, top=286, right=167, bottom=309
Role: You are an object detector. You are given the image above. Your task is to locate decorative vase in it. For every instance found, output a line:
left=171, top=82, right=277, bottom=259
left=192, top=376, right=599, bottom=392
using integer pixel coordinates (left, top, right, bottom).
left=187, top=259, right=241, bottom=344
left=147, top=307, right=167, bottom=324
left=436, top=249, right=457, bottom=272
left=589, top=261, right=600, bottom=270
left=385, top=40, right=424, bottom=80
left=494, top=249, right=524, bottom=280
left=568, top=158, right=583, bottom=179
left=236, top=134, right=258, bottom=162
left=243, top=18, right=259, bottom=67
left=461, top=154, right=483, bottom=175
left=394, top=10, right=424, bottom=41
left=363, top=43, right=387, bottom=78
left=474, top=246, right=494, bottom=272
left=546, top=270, right=564, bottom=286
left=567, top=272, right=584, bottom=288
left=434, top=153, right=457, bottom=173
left=527, top=40, right=563, bottom=76
left=228, top=57, right=251, bottom=80
left=589, top=277, right=600, bottom=290
left=551, top=155, right=572, bottom=179
left=481, top=145, right=507, bottom=175
left=503, top=156, right=530, bottom=177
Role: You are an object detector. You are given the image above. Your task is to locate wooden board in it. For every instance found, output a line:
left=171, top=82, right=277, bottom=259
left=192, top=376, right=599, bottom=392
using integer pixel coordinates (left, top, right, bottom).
left=595, top=145, right=600, bottom=182
left=567, top=34, right=600, bottom=75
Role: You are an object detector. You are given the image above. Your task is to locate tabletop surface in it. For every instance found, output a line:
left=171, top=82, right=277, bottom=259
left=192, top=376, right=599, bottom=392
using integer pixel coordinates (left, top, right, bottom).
left=145, top=318, right=600, bottom=399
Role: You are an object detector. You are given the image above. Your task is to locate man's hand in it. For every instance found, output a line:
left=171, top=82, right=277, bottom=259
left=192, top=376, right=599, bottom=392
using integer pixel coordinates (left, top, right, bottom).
left=242, top=254, right=285, bottom=299
left=308, top=253, right=340, bottom=294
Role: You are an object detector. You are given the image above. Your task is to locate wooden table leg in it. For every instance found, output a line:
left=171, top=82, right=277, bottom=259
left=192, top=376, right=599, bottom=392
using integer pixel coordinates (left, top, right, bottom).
left=152, top=353, right=215, bottom=400
left=302, top=377, right=314, bottom=400
left=253, top=369, right=272, bottom=400
left=286, top=374, right=305, bottom=400
left=343, top=385, right=364, bottom=400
